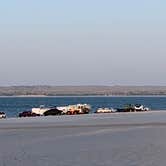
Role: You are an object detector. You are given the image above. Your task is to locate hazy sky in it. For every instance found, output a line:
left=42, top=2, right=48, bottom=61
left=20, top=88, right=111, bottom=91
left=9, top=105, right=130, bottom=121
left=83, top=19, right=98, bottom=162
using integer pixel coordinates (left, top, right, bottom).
left=0, top=0, right=166, bottom=86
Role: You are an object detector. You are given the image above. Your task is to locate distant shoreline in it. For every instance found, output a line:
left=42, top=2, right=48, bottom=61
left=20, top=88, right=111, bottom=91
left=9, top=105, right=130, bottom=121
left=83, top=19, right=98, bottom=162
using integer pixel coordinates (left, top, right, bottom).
left=0, top=85, right=166, bottom=96
left=1, top=95, right=166, bottom=98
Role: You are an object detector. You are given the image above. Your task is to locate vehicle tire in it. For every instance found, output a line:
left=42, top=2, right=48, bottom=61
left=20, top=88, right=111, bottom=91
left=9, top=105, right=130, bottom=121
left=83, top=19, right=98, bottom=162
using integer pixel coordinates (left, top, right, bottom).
left=73, top=111, right=77, bottom=115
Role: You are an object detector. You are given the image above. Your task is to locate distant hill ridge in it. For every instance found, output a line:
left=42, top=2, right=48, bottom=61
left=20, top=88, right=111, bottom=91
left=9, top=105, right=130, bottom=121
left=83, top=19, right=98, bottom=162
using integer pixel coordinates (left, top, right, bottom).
left=0, top=86, right=166, bottom=96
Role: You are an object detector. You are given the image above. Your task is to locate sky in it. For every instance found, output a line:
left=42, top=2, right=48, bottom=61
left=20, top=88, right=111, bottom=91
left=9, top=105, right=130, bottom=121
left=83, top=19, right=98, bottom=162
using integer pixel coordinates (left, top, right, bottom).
left=0, top=0, right=166, bottom=86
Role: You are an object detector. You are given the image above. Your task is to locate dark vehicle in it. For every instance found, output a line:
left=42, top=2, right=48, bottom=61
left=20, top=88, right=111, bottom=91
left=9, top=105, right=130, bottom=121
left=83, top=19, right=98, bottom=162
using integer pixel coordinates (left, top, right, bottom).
left=19, top=111, right=40, bottom=117
left=117, top=104, right=134, bottom=112
left=43, top=108, right=62, bottom=116
left=117, top=104, right=150, bottom=112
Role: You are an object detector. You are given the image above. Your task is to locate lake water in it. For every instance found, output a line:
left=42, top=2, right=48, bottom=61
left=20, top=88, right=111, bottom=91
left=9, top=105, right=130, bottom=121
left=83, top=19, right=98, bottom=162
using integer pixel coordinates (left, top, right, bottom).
left=0, top=96, right=166, bottom=117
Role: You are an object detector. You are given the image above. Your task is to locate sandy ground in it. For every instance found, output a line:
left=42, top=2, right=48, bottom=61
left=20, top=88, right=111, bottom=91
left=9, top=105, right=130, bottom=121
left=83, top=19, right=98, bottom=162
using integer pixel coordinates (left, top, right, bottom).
left=0, top=111, right=166, bottom=166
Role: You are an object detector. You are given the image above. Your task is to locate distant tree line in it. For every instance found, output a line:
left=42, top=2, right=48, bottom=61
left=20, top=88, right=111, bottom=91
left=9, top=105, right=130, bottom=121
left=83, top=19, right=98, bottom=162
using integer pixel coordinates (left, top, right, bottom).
left=0, top=86, right=166, bottom=96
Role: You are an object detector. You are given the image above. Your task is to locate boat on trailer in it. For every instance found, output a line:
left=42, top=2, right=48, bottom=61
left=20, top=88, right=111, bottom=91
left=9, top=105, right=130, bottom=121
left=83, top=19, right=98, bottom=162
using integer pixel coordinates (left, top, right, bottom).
left=31, top=105, right=62, bottom=116
left=57, top=104, right=91, bottom=115
left=31, top=104, right=91, bottom=116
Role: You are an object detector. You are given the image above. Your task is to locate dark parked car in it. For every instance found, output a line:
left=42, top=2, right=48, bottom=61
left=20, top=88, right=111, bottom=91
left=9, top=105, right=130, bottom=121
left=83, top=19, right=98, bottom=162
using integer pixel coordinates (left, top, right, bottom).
left=117, top=104, right=135, bottom=112
left=19, top=111, right=40, bottom=117
left=43, top=108, right=62, bottom=116
left=117, top=104, right=150, bottom=112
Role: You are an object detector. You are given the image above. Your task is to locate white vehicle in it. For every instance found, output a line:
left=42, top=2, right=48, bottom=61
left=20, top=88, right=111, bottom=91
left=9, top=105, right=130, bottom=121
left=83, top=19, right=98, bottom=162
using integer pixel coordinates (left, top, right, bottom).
left=56, top=106, right=68, bottom=114
left=0, top=112, right=6, bottom=119
left=95, top=108, right=116, bottom=113
left=32, top=105, right=51, bottom=115
left=134, top=104, right=150, bottom=111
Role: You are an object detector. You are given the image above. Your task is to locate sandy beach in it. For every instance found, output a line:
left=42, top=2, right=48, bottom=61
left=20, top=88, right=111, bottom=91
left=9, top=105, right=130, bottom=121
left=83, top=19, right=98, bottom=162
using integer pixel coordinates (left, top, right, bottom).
left=0, top=111, right=166, bottom=166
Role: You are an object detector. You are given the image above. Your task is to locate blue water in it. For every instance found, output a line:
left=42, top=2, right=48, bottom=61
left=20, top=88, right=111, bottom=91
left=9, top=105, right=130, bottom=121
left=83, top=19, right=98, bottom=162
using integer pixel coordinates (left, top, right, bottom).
left=0, top=96, right=166, bottom=117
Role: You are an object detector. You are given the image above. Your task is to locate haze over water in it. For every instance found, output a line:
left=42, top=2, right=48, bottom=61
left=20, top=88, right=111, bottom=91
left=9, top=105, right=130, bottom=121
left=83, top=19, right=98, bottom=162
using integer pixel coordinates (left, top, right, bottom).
left=1, top=1, right=166, bottom=86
